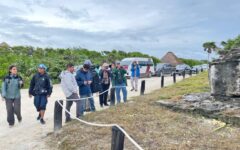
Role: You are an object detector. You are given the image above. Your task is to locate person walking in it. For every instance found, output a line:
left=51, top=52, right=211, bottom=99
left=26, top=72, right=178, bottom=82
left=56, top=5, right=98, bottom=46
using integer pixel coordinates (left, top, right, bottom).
left=1, top=65, right=23, bottom=127
left=130, top=60, right=140, bottom=91
left=29, top=64, right=52, bottom=125
left=59, top=63, right=82, bottom=122
left=99, top=63, right=111, bottom=107
left=112, top=61, right=127, bottom=104
left=75, top=61, right=96, bottom=112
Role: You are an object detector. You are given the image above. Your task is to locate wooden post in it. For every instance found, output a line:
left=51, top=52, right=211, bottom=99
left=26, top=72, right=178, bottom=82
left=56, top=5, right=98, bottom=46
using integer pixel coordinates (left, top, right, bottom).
left=110, top=88, right=116, bottom=106
left=189, top=70, right=192, bottom=76
left=161, top=75, right=164, bottom=88
left=182, top=70, right=186, bottom=79
left=54, top=100, right=63, bottom=132
left=140, top=80, right=145, bottom=95
left=111, top=126, right=125, bottom=150
left=173, top=72, right=176, bottom=83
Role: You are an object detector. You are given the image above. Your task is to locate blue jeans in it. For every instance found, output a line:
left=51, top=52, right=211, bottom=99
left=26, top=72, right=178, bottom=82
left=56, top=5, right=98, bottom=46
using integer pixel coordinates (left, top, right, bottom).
left=115, top=83, right=127, bottom=103
left=80, top=93, right=96, bottom=112
left=34, top=95, right=48, bottom=111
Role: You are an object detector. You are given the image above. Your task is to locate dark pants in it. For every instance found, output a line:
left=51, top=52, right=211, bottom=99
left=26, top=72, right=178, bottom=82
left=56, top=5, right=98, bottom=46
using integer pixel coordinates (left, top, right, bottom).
left=5, top=98, right=22, bottom=125
left=34, top=95, right=48, bottom=111
left=66, top=93, right=83, bottom=119
left=99, top=84, right=110, bottom=106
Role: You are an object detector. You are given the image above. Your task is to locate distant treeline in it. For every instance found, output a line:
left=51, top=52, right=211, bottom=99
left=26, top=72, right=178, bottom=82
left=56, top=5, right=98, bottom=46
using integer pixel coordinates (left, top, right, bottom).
left=179, top=58, right=208, bottom=67
left=0, top=44, right=160, bottom=87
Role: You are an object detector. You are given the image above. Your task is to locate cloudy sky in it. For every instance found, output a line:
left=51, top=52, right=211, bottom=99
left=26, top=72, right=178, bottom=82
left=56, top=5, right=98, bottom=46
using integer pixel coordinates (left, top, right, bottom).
left=0, top=0, right=239, bottom=59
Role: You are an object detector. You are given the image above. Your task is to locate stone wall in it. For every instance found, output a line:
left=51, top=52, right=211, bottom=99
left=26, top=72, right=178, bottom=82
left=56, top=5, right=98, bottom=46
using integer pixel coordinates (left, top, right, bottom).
left=210, top=49, right=240, bottom=99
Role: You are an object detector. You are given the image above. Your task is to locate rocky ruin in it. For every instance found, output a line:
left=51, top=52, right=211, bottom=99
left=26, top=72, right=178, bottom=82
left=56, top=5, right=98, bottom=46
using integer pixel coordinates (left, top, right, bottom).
left=157, top=49, right=240, bottom=126
left=210, top=48, right=240, bottom=99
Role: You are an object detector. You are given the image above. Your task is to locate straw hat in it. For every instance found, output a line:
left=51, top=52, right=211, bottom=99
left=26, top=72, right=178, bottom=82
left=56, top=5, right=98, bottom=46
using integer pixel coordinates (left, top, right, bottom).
left=102, top=63, right=109, bottom=67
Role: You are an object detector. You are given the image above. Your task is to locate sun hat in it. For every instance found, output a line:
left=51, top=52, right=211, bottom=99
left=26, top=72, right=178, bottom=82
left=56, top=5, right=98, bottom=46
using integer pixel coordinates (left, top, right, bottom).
left=102, top=63, right=109, bottom=67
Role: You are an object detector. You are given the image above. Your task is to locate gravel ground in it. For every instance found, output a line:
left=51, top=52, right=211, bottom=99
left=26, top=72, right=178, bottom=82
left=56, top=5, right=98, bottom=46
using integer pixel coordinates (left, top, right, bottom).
left=0, top=75, right=189, bottom=150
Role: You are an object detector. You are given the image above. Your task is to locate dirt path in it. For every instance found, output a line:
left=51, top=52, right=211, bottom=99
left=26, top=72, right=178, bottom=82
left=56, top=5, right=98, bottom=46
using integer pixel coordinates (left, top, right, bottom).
left=0, top=75, right=190, bottom=150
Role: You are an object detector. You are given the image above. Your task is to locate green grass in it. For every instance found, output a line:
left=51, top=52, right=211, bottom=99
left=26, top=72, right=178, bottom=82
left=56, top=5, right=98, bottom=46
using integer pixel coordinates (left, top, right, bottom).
left=46, top=72, right=240, bottom=150
left=156, top=72, right=210, bottom=101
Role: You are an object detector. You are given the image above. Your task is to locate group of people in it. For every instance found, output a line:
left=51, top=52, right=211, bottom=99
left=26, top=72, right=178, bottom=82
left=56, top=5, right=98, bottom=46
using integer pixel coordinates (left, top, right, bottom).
left=1, top=64, right=52, bottom=126
left=1, top=59, right=140, bottom=127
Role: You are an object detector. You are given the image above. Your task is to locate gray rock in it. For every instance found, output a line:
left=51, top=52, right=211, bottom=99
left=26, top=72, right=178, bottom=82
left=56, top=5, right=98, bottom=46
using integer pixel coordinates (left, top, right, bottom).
left=210, top=48, right=240, bottom=99
left=183, top=93, right=211, bottom=102
left=156, top=92, right=240, bottom=126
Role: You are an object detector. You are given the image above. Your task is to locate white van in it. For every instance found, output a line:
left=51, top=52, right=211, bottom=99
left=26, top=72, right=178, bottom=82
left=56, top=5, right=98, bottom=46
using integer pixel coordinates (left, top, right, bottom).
left=120, top=57, right=155, bottom=78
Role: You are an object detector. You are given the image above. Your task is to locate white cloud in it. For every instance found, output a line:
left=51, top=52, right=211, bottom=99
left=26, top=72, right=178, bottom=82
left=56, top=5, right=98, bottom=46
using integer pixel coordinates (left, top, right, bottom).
left=0, top=0, right=240, bottom=59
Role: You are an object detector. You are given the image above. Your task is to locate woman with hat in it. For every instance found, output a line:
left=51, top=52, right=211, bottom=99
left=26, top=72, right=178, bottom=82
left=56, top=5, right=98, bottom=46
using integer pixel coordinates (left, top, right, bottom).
left=99, top=63, right=111, bottom=107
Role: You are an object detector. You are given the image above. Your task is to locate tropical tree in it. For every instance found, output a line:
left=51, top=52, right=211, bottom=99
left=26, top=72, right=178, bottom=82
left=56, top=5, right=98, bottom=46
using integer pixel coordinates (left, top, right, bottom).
left=202, top=42, right=217, bottom=62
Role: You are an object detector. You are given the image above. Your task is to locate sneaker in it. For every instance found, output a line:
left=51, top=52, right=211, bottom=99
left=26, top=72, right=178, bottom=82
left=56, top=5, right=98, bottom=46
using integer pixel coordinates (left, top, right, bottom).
left=37, top=114, right=41, bottom=120
left=100, top=104, right=103, bottom=108
left=9, top=124, right=14, bottom=128
left=135, top=89, right=138, bottom=92
left=130, top=88, right=134, bottom=91
left=65, top=118, right=72, bottom=123
left=18, top=118, right=22, bottom=123
left=85, top=108, right=91, bottom=112
left=40, top=118, right=46, bottom=125
left=104, top=103, right=109, bottom=106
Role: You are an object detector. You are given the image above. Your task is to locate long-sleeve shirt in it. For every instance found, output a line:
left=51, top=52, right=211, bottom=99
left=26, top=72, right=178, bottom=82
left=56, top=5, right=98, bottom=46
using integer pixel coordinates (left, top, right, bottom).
left=75, top=69, right=92, bottom=95
left=29, top=73, right=52, bottom=96
left=59, top=70, right=78, bottom=97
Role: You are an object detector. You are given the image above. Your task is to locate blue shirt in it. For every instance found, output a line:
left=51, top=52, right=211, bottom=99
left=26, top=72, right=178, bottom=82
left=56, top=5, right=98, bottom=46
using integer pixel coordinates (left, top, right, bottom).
left=75, top=69, right=93, bottom=95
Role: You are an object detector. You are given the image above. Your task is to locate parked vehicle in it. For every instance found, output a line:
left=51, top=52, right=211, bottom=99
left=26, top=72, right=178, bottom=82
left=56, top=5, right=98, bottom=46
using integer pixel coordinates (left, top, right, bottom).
left=191, top=65, right=202, bottom=74
left=176, top=64, right=191, bottom=75
left=155, top=63, right=176, bottom=77
left=201, top=64, right=209, bottom=70
left=120, top=57, right=155, bottom=78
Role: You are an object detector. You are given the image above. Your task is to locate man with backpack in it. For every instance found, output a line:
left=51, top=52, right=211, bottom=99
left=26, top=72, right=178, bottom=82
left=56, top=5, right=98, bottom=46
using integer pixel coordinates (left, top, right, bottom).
left=75, top=60, right=96, bottom=112
left=59, top=63, right=82, bottom=122
left=99, top=63, right=111, bottom=107
left=86, top=60, right=101, bottom=95
left=29, top=64, right=52, bottom=125
left=112, top=61, right=127, bottom=104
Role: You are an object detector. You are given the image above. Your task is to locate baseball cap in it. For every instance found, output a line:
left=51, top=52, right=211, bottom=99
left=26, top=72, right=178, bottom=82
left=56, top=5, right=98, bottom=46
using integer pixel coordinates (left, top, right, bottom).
left=84, top=60, right=92, bottom=66
left=38, top=64, right=47, bottom=70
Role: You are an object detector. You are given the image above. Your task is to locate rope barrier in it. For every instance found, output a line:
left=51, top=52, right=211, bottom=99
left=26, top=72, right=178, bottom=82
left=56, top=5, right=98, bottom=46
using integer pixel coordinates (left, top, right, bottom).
left=63, top=86, right=127, bottom=101
left=57, top=100, right=144, bottom=150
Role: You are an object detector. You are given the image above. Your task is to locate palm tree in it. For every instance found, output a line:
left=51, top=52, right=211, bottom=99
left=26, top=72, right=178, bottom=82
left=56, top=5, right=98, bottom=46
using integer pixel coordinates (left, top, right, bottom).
left=202, top=42, right=217, bottom=62
left=221, top=41, right=227, bottom=47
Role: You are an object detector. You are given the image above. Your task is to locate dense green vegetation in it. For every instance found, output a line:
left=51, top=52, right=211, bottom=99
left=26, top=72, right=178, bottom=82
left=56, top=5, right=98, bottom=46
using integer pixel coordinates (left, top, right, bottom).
left=0, top=43, right=160, bottom=87
left=221, top=35, right=240, bottom=50
left=179, top=58, right=207, bottom=67
left=203, top=34, right=240, bottom=56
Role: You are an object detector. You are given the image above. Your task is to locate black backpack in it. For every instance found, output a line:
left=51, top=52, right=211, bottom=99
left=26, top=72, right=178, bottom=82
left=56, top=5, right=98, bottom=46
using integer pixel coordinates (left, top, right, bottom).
left=90, top=68, right=101, bottom=93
